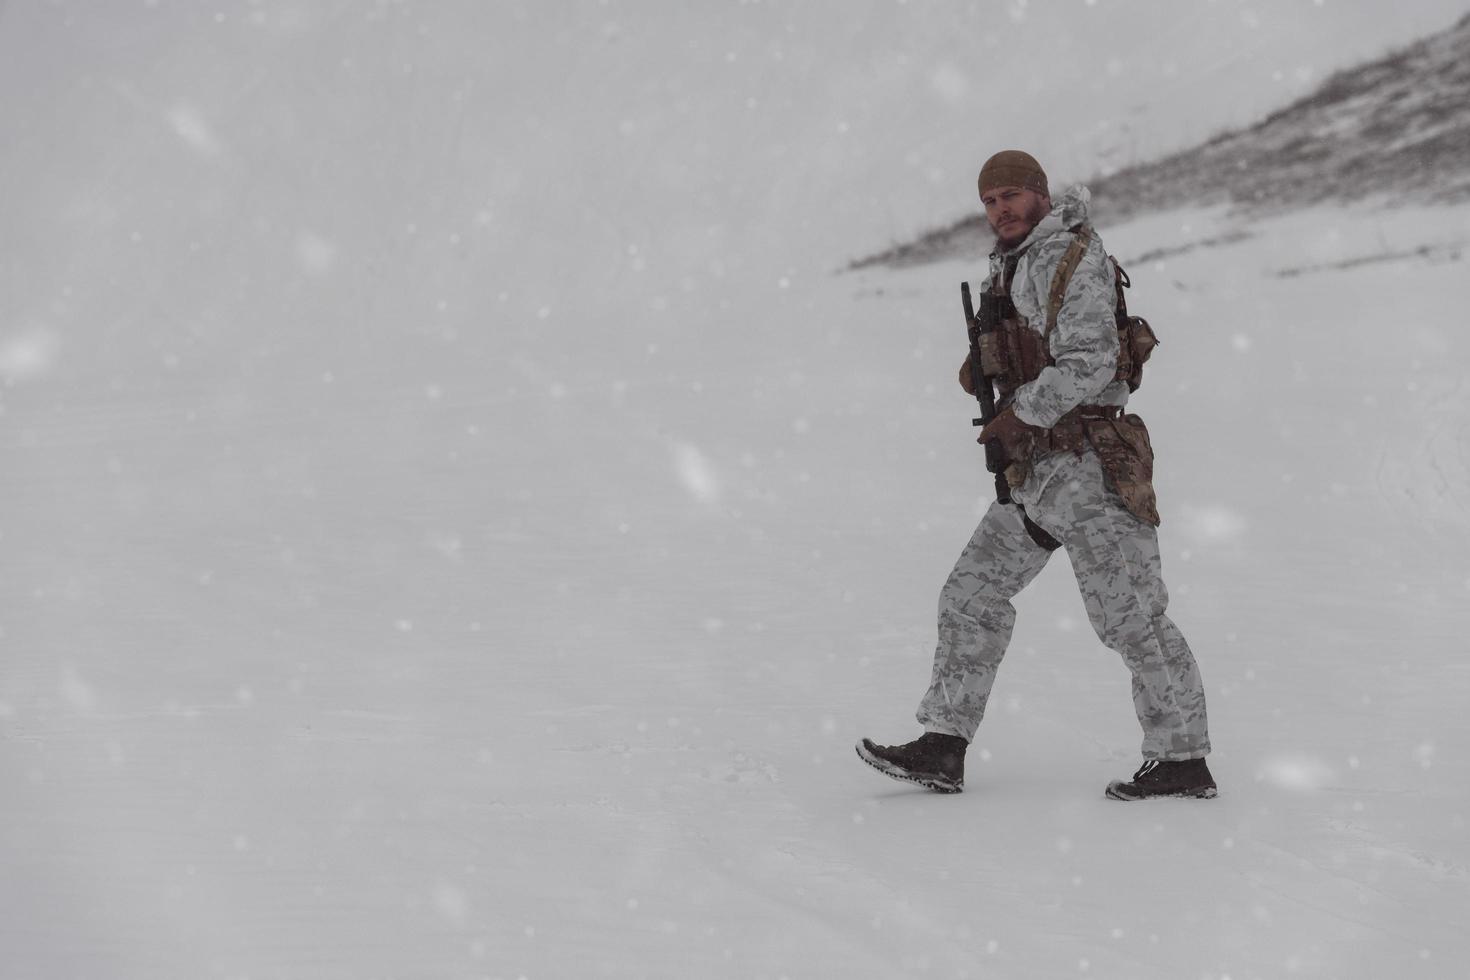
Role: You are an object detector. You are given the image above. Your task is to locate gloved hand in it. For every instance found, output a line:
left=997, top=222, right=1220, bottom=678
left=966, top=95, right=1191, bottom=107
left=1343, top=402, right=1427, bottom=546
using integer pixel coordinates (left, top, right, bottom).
left=977, top=407, right=1041, bottom=459
left=958, top=355, right=977, bottom=395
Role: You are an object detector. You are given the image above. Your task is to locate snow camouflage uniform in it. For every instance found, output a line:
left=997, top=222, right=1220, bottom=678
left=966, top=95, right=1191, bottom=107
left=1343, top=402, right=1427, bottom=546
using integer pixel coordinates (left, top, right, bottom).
left=917, top=185, right=1211, bottom=762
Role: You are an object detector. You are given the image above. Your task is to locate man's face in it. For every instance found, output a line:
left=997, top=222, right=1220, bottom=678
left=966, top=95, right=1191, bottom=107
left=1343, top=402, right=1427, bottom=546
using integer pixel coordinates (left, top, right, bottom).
left=981, top=186, right=1051, bottom=248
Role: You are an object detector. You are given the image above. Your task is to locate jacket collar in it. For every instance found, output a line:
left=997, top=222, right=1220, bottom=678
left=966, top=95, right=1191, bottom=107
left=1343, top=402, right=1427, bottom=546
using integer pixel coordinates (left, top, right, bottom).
left=992, top=184, right=1093, bottom=259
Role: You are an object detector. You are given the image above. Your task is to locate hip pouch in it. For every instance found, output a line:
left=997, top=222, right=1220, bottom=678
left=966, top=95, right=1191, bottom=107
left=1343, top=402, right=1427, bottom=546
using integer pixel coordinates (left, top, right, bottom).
left=1082, top=413, right=1161, bottom=527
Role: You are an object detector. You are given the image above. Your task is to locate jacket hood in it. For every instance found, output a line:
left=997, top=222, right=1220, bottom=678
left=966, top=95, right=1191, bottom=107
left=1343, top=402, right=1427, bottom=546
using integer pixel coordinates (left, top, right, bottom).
left=1005, top=184, right=1093, bottom=253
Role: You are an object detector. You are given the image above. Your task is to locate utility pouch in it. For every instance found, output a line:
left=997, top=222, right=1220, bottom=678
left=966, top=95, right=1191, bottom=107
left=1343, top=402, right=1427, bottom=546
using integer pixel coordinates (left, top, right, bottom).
left=1118, top=316, right=1158, bottom=392
left=1107, top=258, right=1159, bottom=392
left=1012, top=323, right=1049, bottom=383
left=1082, top=413, right=1161, bottom=526
left=994, top=317, right=1048, bottom=387
left=977, top=332, right=1008, bottom=377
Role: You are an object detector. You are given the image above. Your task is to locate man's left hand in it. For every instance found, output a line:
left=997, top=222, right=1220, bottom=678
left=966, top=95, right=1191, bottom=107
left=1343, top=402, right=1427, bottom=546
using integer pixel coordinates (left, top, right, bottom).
left=977, top=408, right=1041, bottom=457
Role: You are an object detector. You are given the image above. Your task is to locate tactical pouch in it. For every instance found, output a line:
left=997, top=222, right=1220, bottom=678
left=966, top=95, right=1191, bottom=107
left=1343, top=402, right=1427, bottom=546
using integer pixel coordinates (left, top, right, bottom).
left=1117, top=316, right=1158, bottom=392
left=1107, top=258, right=1159, bottom=392
left=988, top=317, right=1049, bottom=395
left=977, top=332, right=1008, bottom=378
left=1012, top=322, right=1048, bottom=382
left=1082, top=413, right=1161, bottom=526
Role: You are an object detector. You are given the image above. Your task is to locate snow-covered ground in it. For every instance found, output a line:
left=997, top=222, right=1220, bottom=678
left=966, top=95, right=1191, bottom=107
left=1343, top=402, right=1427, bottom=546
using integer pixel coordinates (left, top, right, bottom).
left=2, top=3, right=1469, bottom=979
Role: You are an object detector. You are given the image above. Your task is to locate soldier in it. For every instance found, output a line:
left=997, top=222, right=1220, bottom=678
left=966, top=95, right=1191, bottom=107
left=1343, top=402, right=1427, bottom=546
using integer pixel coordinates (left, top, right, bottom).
left=856, top=150, right=1215, bottom=801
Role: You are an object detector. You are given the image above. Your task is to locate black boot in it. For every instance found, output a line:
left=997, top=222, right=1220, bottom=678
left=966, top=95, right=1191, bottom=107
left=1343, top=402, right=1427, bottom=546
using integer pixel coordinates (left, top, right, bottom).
left=855, top=732, right=966, bottom=793
left=1105, top=758, right=1217, bottom=801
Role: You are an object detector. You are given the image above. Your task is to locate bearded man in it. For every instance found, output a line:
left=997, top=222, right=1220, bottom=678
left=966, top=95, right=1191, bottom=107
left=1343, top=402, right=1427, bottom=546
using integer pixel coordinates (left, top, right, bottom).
left=856, top=151, right=1216, bottom=801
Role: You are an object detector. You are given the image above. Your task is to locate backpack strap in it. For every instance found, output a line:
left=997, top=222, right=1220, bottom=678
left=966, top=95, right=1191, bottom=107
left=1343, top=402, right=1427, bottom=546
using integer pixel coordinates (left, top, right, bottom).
left=1044, top=224, right=1094, bottom=340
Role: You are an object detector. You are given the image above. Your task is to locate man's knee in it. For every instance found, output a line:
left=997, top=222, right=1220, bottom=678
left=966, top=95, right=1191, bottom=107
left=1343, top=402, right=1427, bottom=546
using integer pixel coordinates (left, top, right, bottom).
left=939, top=576, right=1020, bottom=635
left=937, top=576, right=977, bottom=623
left=1082, top=591, right=1153, bottom=650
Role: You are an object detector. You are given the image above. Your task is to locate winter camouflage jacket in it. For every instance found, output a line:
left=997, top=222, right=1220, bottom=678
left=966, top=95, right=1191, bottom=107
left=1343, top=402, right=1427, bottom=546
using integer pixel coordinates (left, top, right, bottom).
left=981, top=185, right=1127, bottom=430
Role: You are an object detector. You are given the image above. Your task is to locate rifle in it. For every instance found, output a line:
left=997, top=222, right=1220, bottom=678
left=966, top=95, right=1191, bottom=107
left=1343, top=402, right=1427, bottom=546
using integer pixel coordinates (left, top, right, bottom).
left=961, top=281, right=1012, bottom=504
left=961, top=281, right=1061, bottom=550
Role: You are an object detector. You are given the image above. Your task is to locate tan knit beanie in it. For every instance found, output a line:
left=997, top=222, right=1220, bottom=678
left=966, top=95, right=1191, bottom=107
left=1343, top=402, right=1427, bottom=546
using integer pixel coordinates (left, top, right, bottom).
left=977, top=150, right=1049, bottom=198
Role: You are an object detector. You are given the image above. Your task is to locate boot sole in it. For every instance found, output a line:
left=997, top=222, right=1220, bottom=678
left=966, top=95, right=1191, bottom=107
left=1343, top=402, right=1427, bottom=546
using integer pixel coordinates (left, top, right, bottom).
left=855, top=740, right=963, bottom=794
left=1105, top=780, right=1218, bottom=801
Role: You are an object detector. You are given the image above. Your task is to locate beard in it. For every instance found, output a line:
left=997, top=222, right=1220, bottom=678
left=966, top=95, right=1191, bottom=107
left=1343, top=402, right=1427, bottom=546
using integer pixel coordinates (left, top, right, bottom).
left=990, top=196, right=1051, bottom=249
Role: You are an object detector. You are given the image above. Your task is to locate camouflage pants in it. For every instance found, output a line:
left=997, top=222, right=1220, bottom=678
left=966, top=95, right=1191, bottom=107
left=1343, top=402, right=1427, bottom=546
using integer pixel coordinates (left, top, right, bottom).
left=916, top=451, right=1211, bottom=761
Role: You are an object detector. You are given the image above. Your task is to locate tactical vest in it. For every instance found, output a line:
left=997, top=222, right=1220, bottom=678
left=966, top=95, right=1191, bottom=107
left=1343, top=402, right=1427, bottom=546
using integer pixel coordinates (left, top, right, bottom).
left=978, top=225, right=1158, bottom=400
left=981, top=225, right=1163, bottom=527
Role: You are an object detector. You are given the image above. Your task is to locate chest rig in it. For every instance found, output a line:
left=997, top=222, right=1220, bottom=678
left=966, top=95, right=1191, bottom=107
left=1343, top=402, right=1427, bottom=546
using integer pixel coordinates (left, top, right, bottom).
left=977, top=225, right=1157, bottom=400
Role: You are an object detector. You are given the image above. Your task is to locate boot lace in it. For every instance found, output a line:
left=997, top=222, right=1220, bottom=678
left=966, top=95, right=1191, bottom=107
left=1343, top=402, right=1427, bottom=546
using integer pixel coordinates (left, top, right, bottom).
left=1132, top=760, right=1161, bottom=783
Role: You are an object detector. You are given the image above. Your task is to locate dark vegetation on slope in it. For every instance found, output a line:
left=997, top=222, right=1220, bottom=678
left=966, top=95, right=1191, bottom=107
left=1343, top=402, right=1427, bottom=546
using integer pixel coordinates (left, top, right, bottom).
left=850, top=13, right=1470, bottom=270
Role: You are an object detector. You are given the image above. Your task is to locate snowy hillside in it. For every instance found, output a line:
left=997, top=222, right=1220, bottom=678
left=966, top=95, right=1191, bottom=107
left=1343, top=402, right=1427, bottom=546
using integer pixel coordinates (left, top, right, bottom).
left=1092, top=10, right=1470, bottom=217
left=852, top=10, right=1470, bottom=269
left=2, top=3, right=1469, bottom=980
